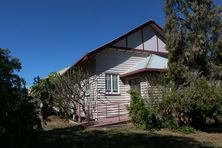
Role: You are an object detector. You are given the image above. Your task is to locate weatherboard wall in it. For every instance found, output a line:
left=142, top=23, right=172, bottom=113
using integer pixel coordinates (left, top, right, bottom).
left=82, top=23, right=167, bottom=119
left=95, top=49, right=149, bottom=102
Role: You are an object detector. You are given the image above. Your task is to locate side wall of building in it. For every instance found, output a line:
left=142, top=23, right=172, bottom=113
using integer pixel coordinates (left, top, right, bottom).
left=82, top=24, right=167, bottom=119
left=94, top=49, right=151, bottom=118
left=96, top=48, right=148, bottom=100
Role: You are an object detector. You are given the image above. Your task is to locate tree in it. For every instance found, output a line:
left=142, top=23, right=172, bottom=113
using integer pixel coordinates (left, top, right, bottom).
left=165, top=0, right=222, bottom=88
left=0, top=48, right=39, bottom=147
left=163, top=0, right=222, bottom=129
left=32, top=67, right=95, bottom=121
left=49, top=67, right=95, bottom=121
left=31, top=75, right=55, bottom=119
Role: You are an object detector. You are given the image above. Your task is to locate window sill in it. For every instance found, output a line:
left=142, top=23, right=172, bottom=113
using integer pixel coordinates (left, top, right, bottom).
left=105, top=93, right=121, bottom=96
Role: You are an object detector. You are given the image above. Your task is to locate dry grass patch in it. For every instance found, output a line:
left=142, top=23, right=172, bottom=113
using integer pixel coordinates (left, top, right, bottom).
left=155, top=129, right=222, bottom=147
left=42, top=116, right=77, bottom=131
left=34, top=119, right=222, bottom=148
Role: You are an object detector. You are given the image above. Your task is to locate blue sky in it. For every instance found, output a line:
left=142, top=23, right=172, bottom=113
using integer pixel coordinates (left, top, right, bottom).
left=0, top=0, right=221, bottom=86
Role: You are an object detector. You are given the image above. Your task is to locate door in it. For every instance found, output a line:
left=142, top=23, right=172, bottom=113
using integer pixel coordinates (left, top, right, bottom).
left=129, top=78, right=141, bottom=94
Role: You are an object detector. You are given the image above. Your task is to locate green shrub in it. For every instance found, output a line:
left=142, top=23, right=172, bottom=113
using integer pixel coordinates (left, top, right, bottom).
left=161, top=115, right=178, bottom=129
left=161, top=114, right=195, bottom=133
left=127, top=90, right=161, bottom=130
left=172, top=126, right=196, bottom=134
left=161, top=78, right=222, bottom=128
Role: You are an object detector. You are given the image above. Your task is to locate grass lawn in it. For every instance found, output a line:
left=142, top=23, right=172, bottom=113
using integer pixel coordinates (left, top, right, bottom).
left=32, top=117, right=222, bottom=148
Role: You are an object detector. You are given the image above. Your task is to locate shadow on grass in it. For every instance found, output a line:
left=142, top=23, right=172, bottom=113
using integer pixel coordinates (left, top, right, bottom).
left=198, top=124, right=222, bottom=133
left=31, top=125, right=213, bottom=148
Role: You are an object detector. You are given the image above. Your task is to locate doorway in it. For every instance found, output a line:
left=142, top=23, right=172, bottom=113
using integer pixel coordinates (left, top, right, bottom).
left=129, top=78, right=141, bottom=94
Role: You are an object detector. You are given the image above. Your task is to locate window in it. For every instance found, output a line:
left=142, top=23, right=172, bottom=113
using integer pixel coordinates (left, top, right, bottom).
left=85, top=80, right=90, bottom=97
left=105, top=74, right=119, bottom=93
left=105, top=74, right=111, bottom=92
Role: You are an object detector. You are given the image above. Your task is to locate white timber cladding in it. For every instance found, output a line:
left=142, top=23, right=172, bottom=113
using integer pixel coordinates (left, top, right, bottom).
left=140, top=77, right=149, bottom=98
left=96, top=48, right=149, bottom=103
left=78, top=22, right=167, bottom=119
left=140, top=74, right=165, bottom=105
left=82, top=60, right=97, bottom=103
left=113, top=26, right=167, bottom=53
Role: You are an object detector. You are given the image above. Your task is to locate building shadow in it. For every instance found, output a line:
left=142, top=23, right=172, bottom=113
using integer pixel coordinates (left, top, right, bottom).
left=198, top=124, right=222, bottom=133
left=31, top=126, right=212, bottom=148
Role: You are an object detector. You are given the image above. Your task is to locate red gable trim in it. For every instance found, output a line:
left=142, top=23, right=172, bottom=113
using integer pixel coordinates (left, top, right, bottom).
left=120, top=68, right=166, bottom=78
left=72, top=20, right=165, bottom=67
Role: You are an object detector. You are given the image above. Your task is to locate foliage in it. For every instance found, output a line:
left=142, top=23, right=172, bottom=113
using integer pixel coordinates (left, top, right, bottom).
left=161, top=78, right=222, bottom=128
left=165, top=0, right=222, bottom=88
left=161, top=115, right=195, bottom=134
left=172, top=126, right=195, bottom=134
left=48, top=67, right=94, bottom=121
left=31, top=67, right=94, bottom=120
left=31, top=75, right=56, bottom=119
left=127, top=90, right=161, bottom=130
left=32, top=67, right=94, bottom=121
left=161, top=115, right=178, bottom=129
left=0, top=48, right=40, bottom=147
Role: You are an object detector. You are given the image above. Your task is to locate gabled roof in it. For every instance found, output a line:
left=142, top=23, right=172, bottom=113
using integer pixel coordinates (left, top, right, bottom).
left=73, top=20, right=166, bottom=66
left=121, top=54, right=168, bottom=78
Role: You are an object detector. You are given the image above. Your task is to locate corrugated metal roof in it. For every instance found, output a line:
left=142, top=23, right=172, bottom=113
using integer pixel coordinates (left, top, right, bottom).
left=121, top=54, right=168, bottom=77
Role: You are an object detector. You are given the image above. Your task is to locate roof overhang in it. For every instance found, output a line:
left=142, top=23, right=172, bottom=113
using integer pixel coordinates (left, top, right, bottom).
left=120, top=68, right=166, bottom=78
left=61, top=20, right=166, bottom=74
left=120, top=54, right=168, bottom=78
left=73, top=20, right=166, bottom=66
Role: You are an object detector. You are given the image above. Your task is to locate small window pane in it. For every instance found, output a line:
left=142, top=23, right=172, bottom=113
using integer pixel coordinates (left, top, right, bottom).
left=85, top=81, right=90, bottom=96
left=113, top=75, right=118, bottom=92
left=105, top=74, right=111, bottom=92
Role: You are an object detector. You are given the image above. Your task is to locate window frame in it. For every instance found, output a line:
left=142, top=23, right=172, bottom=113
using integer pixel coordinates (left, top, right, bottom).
left=85, top=80, right=91, bottom=97
left=105, top=73, right=120, bottom=94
